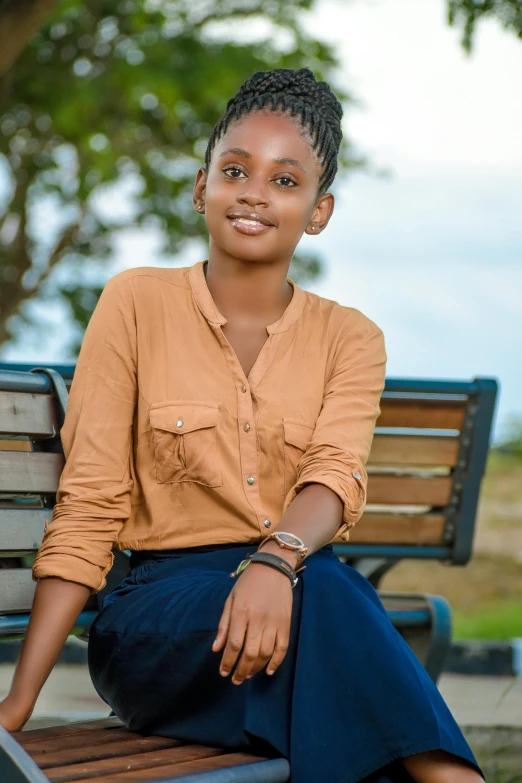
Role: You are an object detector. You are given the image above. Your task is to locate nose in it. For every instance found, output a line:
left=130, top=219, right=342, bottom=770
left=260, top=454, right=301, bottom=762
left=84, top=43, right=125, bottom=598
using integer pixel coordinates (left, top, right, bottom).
left=237, top=174, right=269, bottom=208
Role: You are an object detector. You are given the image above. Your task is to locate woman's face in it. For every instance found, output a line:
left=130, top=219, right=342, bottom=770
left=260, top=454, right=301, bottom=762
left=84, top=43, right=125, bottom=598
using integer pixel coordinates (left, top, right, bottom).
left=193, top=110, right=334, bottom=266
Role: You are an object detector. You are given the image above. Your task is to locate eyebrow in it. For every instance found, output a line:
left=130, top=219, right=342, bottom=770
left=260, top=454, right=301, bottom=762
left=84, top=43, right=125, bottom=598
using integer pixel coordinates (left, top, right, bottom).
left=218, top=147, right=308, bottom=174
left=218, top=147, right=251, bottom=160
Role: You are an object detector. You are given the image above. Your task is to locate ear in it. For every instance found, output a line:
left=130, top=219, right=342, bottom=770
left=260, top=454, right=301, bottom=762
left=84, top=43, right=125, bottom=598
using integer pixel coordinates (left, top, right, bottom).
left=193, top=168, right=207, bottom=213
left=305, top=192, right=335, bottom=235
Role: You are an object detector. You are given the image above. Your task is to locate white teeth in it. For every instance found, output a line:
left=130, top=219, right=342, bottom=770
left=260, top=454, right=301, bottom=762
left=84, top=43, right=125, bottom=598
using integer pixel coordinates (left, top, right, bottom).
left=234, top=218, right=263, bottom=226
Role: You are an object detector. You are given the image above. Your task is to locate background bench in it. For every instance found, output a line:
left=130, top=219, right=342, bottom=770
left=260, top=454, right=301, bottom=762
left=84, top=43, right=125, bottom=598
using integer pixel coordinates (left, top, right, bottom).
left=0, top=363, right=497, bottom=783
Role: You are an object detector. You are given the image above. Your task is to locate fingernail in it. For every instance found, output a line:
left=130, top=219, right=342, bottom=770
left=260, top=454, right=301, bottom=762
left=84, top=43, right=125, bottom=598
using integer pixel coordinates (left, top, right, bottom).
left=267, top=669, right=274, bottom=675
left=220, top=669, right=229, bottom=677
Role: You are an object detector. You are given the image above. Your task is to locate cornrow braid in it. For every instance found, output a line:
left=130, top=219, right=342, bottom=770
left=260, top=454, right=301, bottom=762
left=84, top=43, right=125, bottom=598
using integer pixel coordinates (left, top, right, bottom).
left=204, top=68, right=343, bottom=194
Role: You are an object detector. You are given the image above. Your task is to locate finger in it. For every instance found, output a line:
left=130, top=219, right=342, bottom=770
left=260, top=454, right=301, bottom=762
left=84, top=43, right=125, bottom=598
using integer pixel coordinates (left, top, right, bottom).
left=245, top=627, right=277, bottom=680
left=232, top=620, right=264, bottom=685
left=219, top=606, right=248, bottom=678
left=266, top=629, right=289, bottom=676
left=212, top=594, right=232, bottom=653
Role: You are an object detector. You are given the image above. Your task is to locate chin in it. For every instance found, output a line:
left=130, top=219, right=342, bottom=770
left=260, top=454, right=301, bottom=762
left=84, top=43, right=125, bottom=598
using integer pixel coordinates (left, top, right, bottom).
left=222, top=237, right=282, bottom=263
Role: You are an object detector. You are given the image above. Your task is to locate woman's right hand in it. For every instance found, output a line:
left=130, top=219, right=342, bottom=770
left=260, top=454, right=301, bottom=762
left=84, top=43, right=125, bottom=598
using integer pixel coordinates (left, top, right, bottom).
left=0, top=577, right=92, bottom=735
left=0, top=695, right=35, bottom=733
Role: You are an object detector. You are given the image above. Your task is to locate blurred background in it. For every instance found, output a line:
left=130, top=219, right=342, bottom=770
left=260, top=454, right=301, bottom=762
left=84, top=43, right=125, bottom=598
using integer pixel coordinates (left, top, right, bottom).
left=1, top=0, right=521, bottom=638
left=0, top=0, right=521, bottom=772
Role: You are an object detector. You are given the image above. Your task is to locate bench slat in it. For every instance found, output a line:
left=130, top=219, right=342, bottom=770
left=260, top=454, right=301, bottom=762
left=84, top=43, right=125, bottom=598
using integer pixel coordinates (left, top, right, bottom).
left=345, top=513, right=446, bottom=545
left=0, top=391, right=56, bottom=437
left=368, top=435, right=459, bottom=466
left=70, top=752, right=270, bottom=783
left=0, top=451, right=63, bottom=493
left=23, top=727, right=140, bottom=754
left=15, top=718, right=124, bottom=745
left=44, top=745, right=224, bottom=782
left=367, top=476, right=451, bottom=505
left=0, top=509, right=49, bottom=552
left=377, top=399, right=466, bottom=430
left=0, top=570, right=37, bottom=613
left=33, top=736, right=181, bottom=769
left=0, top=438, right=32, bottom=451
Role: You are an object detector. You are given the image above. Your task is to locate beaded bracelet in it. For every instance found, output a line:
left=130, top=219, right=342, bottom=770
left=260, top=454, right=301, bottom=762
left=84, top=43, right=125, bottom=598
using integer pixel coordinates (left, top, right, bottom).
left=230, top=551, right=300, bottom=588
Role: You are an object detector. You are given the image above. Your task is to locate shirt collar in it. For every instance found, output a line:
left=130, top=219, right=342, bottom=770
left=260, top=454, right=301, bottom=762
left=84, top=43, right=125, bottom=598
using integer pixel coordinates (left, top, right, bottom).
left=189, top=260, right=306, bottom=334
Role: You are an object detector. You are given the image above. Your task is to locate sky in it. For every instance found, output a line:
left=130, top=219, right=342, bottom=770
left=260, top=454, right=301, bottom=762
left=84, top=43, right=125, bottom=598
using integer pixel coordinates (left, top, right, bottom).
left=2, top=0, right=521, bottom=441
left=298, top=0, right=522, bottom=442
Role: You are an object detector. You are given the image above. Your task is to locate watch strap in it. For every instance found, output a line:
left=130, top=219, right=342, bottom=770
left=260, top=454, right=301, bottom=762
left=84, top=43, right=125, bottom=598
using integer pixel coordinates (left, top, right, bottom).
left=230, top=551, right=299, bottom=587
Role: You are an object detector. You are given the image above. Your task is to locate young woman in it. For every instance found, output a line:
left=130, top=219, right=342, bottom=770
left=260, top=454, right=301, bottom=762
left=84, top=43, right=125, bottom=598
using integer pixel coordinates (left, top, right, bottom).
left=0, top=68, right=483, bottom=783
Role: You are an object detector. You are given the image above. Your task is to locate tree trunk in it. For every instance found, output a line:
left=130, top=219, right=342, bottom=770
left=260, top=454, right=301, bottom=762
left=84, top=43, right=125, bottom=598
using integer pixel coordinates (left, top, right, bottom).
left=0, top=0, right=59, bottom=76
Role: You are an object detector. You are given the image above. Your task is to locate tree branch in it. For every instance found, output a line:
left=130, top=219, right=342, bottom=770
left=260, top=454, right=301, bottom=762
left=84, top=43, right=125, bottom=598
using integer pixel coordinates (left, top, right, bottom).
left=25, top=220, right=82, bottom=296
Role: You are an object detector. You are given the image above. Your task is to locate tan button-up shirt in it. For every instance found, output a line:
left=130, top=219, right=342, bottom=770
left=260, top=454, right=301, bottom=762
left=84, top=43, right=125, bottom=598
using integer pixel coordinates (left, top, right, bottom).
left=32, top=261, right=387, bottom=592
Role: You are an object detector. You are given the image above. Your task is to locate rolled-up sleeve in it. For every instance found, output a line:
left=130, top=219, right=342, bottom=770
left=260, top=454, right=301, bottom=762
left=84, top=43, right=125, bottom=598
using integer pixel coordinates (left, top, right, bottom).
left=32, top=275, right=137, bottom=593
left=282, top=317, right=387, bottom=541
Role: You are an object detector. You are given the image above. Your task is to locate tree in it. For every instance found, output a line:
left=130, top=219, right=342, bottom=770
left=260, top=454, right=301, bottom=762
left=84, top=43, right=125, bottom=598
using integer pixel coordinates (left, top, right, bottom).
left=0, top=0, right=362, bottom=354
left=1, top=0, right=521, bottom=354
left=447, top=0, right=522, bottom=53
left=0, top=0, right=60, bottom=76
left=2, top=1, right=521, bottom=76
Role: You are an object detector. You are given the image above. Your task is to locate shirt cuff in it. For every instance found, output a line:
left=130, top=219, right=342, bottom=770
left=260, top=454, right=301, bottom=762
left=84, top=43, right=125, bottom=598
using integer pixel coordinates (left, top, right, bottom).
left=32, top=551, right=115, bottom=594
left=282, top=468, right=367, bottom=542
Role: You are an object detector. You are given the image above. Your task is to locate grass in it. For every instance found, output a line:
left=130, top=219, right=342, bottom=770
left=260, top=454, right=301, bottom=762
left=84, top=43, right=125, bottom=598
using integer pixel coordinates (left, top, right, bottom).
left=453, top=601, right=522, bottom=641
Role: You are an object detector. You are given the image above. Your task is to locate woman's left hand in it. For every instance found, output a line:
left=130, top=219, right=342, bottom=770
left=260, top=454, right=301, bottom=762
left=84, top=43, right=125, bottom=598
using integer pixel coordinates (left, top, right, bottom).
left=212, top=562, right=293, bottom=685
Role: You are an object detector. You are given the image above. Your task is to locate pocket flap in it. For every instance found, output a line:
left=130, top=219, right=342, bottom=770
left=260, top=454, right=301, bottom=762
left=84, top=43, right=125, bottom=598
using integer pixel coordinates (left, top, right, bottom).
left=150, top=402, right=219, bottom=435
left=283, top=418, right=314, bottom=451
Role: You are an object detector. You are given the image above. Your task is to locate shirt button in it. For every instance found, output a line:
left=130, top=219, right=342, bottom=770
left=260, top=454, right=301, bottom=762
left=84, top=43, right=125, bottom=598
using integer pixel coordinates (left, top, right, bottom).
left=176, top=419, right=183, bottom=428
left=242, top=385, right=247, bottom=393
left=264, top=519, right=271, bottom=528
left=247, top=475, right=255, bottom=485
left=244, top=423, right=251, bottom=432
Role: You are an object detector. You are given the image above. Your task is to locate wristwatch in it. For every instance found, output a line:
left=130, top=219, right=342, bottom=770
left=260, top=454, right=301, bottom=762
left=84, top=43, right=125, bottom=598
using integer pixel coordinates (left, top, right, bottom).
left=257, top=531, right=308, bottom=566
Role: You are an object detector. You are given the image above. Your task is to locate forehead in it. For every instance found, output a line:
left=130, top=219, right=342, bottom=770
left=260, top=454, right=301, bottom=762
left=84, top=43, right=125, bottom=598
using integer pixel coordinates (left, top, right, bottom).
left=214, top=110, right=321, bottom=172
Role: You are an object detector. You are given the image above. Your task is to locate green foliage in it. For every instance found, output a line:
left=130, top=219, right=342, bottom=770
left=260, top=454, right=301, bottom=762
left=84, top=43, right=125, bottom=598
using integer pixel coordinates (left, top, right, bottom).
left=453, top=599, right=522, bottom=639
left=447, top=0, right=522, bottom=53
left=0, top=0, right=362, bottom=354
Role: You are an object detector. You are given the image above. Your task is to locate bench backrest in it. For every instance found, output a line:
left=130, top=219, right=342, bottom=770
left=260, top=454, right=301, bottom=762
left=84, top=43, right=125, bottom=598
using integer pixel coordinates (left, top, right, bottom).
left=0, top=363, right=498, bottom=635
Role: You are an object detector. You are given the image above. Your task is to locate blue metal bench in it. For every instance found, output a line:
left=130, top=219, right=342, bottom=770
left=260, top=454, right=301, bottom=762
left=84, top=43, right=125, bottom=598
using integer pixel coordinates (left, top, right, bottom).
left=0, top=363, right=497, bottom=783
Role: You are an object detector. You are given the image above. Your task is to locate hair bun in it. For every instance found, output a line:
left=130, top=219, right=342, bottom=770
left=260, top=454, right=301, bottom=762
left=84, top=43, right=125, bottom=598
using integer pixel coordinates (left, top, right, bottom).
left=231, top=68, right=341, bottom=124
left=246, top=67, right=316, bottom=100
left=207, top=67, right=343, bottom=193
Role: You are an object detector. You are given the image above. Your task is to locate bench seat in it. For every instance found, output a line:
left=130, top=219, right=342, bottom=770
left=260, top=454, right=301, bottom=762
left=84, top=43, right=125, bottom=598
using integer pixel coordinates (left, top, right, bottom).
left=1, top=718, right=290, bottom=783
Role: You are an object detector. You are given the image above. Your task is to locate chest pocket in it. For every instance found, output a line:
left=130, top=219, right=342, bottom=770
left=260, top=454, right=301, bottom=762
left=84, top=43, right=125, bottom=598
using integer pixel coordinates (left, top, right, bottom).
left=149, top=401, right=221, bottom=487
left=283, top=417, right=314, bottom=496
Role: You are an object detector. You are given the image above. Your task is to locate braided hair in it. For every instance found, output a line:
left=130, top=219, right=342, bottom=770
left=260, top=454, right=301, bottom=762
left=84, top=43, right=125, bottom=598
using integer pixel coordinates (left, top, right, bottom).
left=204, top=68, right=343, bottom=195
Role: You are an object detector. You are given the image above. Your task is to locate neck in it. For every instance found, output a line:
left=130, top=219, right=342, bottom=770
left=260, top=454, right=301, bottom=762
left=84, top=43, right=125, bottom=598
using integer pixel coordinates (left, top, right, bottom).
left=203, top=249, right=294, bottom=325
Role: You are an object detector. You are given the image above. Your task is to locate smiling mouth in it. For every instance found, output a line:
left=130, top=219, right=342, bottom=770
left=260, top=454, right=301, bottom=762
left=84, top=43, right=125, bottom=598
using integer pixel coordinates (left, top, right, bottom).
left=227, top=216, right=274, bottom=235
left=234, top=217, right=266, bottom=226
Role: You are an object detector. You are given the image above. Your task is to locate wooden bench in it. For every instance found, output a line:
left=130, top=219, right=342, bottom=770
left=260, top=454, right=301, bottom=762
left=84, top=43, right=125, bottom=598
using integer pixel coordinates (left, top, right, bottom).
left=0, top=363, right=498, bottom=783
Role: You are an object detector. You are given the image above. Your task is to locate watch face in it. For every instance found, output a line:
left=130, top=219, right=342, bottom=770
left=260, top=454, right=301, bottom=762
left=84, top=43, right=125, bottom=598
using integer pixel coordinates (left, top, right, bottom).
left=278, top=532, right=301, bottom=547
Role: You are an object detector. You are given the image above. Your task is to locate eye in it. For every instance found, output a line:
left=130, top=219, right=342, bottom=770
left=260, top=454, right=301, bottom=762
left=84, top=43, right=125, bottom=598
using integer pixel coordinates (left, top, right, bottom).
left=223, top=166, right=246, bottom=179
left=274, top=175, right=297, bottom=188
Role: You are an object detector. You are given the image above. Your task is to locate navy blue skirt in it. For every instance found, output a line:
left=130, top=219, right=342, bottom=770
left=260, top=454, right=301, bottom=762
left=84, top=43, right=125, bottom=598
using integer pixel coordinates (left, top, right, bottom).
left=88, top=543, right=482, bottom=783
